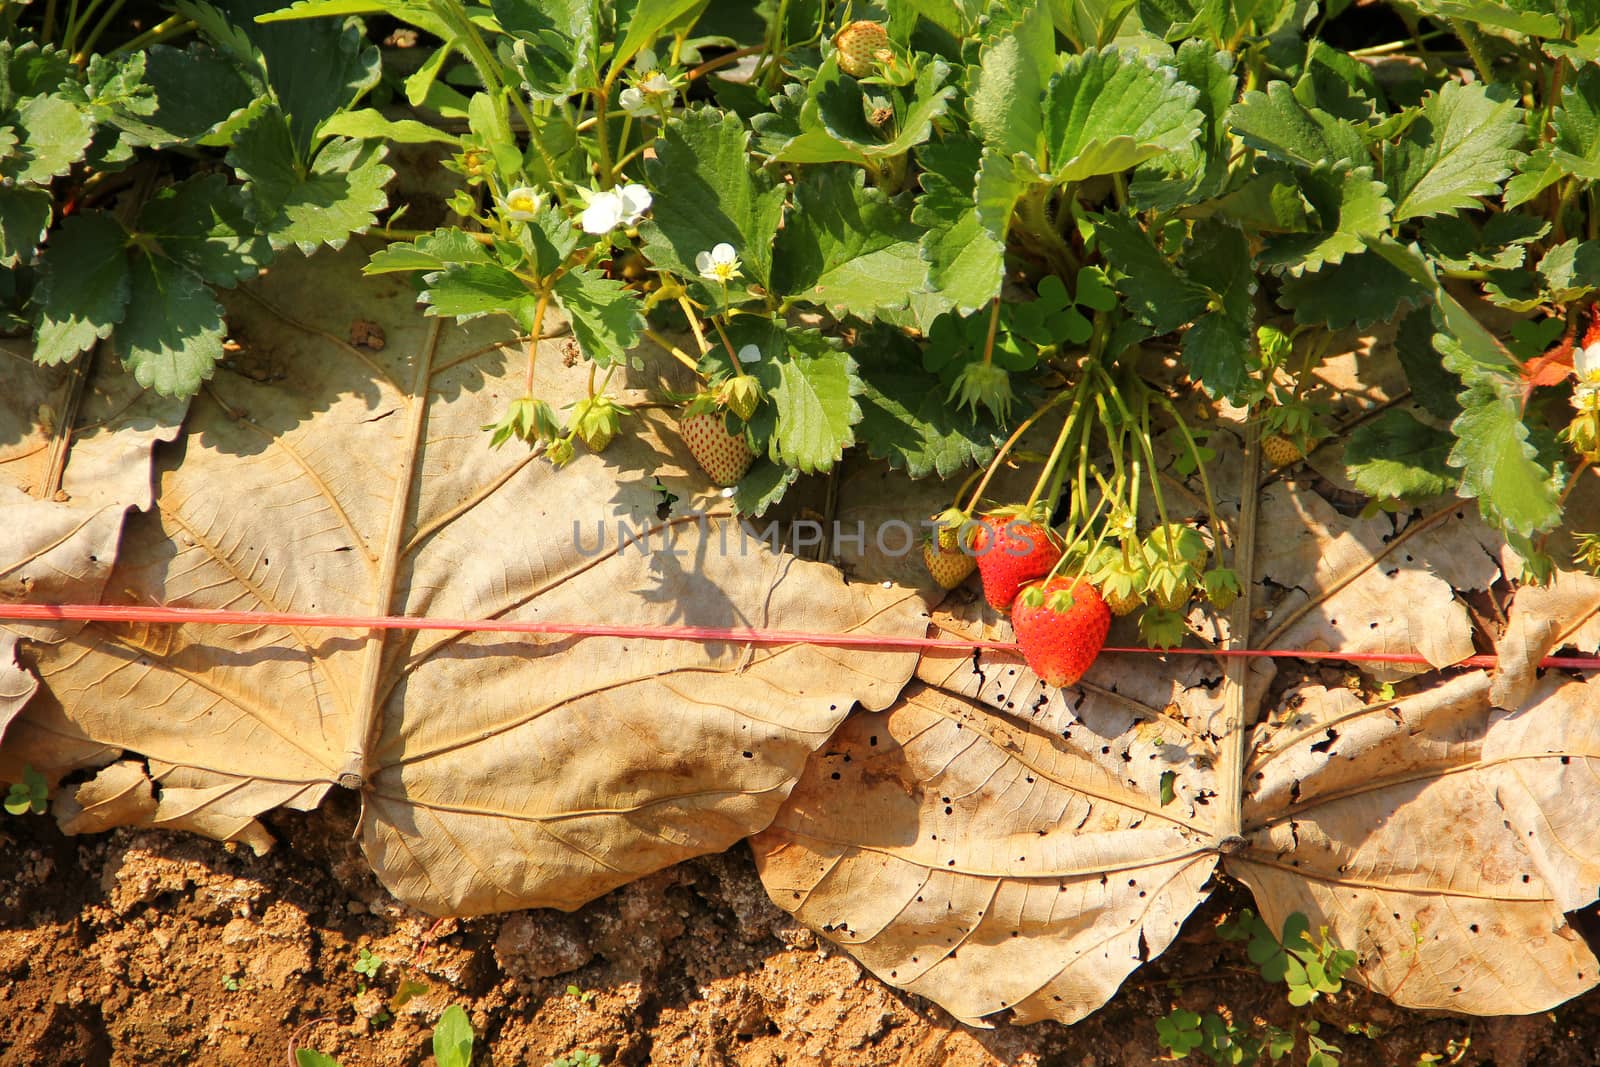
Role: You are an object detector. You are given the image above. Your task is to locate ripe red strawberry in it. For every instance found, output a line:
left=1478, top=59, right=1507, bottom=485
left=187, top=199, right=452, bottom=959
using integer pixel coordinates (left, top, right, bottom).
left=971, top=515, right=1062, bottom=611
left=1261, top=433, right=1303, bottom=468
left=682, top=413, right=754, bottom=486
left=922, top=540, right=976, bottom=590
left=834, top=20, right=889, bottom=77
left=1012, top=578, right=1111, bottom=687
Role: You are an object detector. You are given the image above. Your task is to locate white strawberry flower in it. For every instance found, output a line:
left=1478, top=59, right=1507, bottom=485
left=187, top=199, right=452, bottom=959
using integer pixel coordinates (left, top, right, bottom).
left=1575, top=341, right=1600, bottom=409
left=579, top=183, right=653, bottom=235
left=499, top=186, right=542, bottom=221
left=1577, top=341, right=1600, bottom=385
left=696, top=242, right=742, bottom=282
left=620, top=71, right=676, bottom=116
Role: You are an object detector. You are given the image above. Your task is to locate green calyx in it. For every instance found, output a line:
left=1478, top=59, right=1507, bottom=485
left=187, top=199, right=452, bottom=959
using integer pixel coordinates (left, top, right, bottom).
left=1138, top=606, right=1187, bottom=649
left=717, top=374, right=764, bottom=422
left=484, top=396, right=564, bottom=450
left=572, top=394, right=625, bottom=453
left=948, top=360, right=1016, bottom=425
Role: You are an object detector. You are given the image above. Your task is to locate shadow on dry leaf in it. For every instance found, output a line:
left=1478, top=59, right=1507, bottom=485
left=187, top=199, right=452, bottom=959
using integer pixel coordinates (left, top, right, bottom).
left=0, top=247, right=927, bottom=915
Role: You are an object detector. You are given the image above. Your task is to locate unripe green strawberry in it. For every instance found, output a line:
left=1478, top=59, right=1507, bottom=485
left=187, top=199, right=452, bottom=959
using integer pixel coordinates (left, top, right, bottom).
left=717, top=374, right=763, bottom=422
left=922, top=540, right=976, bottom=590
left=834, top=20, right=889, bottom=77
left=1087, top=543, right=1146, bottom=617
left=681, top=412, right=755, bottom=486
left=546, top=436, right=576, bottom=467
left=1101, top=584, right=1142, bottom=616
left=571, top=394, right=623, bottom=453
left=1012, top=577, right=1111, bottom=687
left=1261, top=433, right=1304, bottom=468
left=971, top=515, right=1062, bottom=611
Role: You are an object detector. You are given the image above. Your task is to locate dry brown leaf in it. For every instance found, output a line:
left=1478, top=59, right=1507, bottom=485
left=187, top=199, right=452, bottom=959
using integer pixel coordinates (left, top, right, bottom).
left=755, top=413, right=1600, bottom=1025
left=1492, top=568, right=1600, bottom=709
left=0, top=247, right=926, bottom=915
left=1253, top=486, right=1474, bottom=679
left=54, top=759, right=158, bottom=836
left=0, top=344, right=187, bottom=647
left=754, top=674, right=1219, bottom=1026
left=0, top=634, right=35, bottom=752
left=1235, top=669, right=1600, bottom=1015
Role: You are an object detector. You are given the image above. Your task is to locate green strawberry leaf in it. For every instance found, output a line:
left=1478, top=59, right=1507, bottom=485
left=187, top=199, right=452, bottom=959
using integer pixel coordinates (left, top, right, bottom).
left=32, top=213, right=131, bottom=367
left=1505, top=147, right=1566, bottom=209
left=116, top=252, right=227, bottom=396
left=855, top=328, right=1004, bottom=479
left=749, top=331, right=862, bottom=474
left=915, top=139, right=1004, bottom=313
left=0, top=42, right=75, bottom=109
left=1549, top=64, right=1600, bottom=179
left=230, top=116, right=393, bottom=252
left=1257, top=165, right=1392, bottom=275
left=1536, top=237, right=1600, bottom=303
left=1131, top=40, right=1237, bottom=210
left=317, top=108, right=459, bottom=145
left=1296, top=37, right=1385, bottom=123
left=1093, top=211, right=1207, bottom=333
left=419, top=262, right=537, bottom=323
left=816, top=59, right=957, bottom=159
left=732, top=459, right=800, bottom=517
left=4, top=93, right=92, bottom=184
left=1180, top=219, right=1254, bottom=400
left=641, top=108, right=787, bottom=295
left=185, top=0, right=381, bottom=161
left=364, top=227, right=493, bottom=273
left=1382, top=80, right=1525, bottom=222
left=1373, top=240, right=1563, bottom=537
left=1407, top=0, right=1560, bottom=36
left=492, top=0, right=596, bottom=100
left=81, top=51, right=156, bottom=122
left=610, top=0, right=705, bottom=69
left=771, top=167, right=926, bottom=318
left=137, top=174, right=272, bottom=287
left=551, top=267, right=645, bottom=367
left=128, top=43, right=262, bottom=147
left=1276, top=251, right=1426, bottom=330
left=1228, top=81, right=1366, bottom=170
left=0, top=185, right=50, bottom=266
left=1044, top=47, right=1203, bottom=182
left=1366, top=236, right=1519, bottom=377
left=973, top=146, right=1031, bottom=243
left=1344, top=408, right=1456, bottom=500
left=1444, top=356, right=1562, bottom=537
left=967, top=0, right=1055, bottom=157
left=1393, top=307, right=1462, bottom=421
left=759, top=81, right=870, bottom=166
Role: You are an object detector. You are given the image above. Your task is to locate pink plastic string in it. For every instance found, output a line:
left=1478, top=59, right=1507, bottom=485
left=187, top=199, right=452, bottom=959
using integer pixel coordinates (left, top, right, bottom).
left=1, top=602, right=1597, bottom=671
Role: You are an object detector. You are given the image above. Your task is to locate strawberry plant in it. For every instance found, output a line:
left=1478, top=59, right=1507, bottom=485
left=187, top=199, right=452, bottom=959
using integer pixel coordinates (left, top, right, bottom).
left=9, top=0, right=1600, bottom=1048
left=5, top=0, right=393, bottom=395
left=242, top=0, right=1600, bottom=663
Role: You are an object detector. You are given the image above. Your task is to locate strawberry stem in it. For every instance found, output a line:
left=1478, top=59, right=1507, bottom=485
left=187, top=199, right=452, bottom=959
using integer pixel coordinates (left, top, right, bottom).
left=980, top=296, right=1001, bottom=367
left=1157, top=394, right=1232, bottom=568
left=964, top=389, right=1072, bottom=513
left=643, top=328, right=702, bottom=373
left=1025, top=372, right=1092, bottom=514
left=524, top=289, right=553, bottom=396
